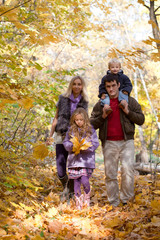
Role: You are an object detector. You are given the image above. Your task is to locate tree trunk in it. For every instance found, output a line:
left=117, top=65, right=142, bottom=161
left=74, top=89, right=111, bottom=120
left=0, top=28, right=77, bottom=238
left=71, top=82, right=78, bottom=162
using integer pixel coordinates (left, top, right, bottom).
left=134, top=72, right=149, bottom=163
left=149, top=1, right=160, bottom=54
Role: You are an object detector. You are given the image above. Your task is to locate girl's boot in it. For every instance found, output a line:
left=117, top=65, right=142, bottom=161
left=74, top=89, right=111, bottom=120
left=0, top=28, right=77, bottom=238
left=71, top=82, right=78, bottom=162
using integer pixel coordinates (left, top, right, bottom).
left=84, top=190, right=90, bottom=207
left=75, top=195, right=84, bottom=210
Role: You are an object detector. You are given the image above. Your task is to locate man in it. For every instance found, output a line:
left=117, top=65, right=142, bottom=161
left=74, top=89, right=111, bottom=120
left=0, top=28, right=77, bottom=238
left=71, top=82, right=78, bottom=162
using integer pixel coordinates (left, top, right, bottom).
left=90, top=74, right=145, bottom=207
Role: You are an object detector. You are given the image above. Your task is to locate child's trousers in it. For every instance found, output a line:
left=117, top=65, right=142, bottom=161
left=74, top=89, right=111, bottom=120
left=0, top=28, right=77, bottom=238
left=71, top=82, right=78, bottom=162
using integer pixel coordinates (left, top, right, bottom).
left=74, top=176, right=90, bottom=197
left=101, top=91, right=129, bottom=106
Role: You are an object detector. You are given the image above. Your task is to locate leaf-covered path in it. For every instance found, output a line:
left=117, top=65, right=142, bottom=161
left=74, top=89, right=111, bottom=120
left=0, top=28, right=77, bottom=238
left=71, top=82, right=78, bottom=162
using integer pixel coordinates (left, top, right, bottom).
left=0, top=161, right=160, bottom=240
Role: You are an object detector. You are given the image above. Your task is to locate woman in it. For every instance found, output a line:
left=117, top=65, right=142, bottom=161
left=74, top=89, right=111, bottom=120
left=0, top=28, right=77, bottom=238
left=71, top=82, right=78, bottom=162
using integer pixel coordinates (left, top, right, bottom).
left=47, top=76, right=88, bottom=201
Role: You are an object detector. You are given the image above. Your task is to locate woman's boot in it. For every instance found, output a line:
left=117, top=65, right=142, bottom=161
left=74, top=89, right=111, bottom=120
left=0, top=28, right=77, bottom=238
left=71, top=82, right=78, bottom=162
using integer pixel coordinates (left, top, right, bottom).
left=68, top=179, right=74, bottom=199
left=59, top=175, right=69, bottom=202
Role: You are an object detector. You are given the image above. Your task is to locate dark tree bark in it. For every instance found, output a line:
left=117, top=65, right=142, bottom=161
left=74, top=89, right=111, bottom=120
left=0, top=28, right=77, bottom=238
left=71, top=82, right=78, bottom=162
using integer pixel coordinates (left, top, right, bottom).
left=144, top=1, right=160, bottom=55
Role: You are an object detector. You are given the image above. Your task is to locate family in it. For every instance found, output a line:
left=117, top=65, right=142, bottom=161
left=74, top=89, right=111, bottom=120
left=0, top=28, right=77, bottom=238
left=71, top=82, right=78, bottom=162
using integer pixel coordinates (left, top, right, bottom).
left=46, top=58, right=145, bottom=210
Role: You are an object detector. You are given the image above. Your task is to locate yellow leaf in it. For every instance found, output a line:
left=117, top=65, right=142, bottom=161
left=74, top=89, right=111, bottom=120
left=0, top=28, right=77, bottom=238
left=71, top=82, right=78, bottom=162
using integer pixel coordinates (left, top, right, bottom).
left=153, top=190, right=160, bottom=195
left=10, top=202, right=20, bottom=208
left=46, top=206, right=58, bottom=217
left=148, top=20, right=158, bottom=29
left=32, top=236, right=44, bottom=240
left=80, top=141, right=92, bottom=150
left=153, top=149, right=160, bottom=155
left=18, top=97, right=34, bottom=110
left=0, top=228, right=6, bottom=236
left=48, top=220, right=63, bottom=233
left=138, top=0, right=145, bottom=4
left=70, top=136, right=92, bottom=155
left=151, top=216, right=160, bottom=227
left=19, top=203, right=34, bottom=212
left=33, top=143, right=49, bottom=160
left=151, top=199, right=160, bottom=210
left=103, top=216, right=121, bottom=228
left=70, top=136, right=81, bottom=155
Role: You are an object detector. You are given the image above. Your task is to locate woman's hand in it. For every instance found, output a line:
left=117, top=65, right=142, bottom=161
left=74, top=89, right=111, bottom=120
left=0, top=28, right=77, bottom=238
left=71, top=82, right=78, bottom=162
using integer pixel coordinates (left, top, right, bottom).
left=46, top=137, right=53, bottom=146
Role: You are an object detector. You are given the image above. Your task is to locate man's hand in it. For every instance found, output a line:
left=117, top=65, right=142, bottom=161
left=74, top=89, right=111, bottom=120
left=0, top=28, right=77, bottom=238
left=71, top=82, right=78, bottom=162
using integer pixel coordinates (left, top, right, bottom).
left=119, top=100, right=129, bottom=115
left=102, top=104, right=112, bottom=118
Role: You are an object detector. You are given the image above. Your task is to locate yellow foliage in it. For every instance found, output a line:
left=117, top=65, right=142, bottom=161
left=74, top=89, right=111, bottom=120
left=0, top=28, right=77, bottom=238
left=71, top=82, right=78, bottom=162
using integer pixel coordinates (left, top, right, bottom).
left=153, top=190, right=160, bottom=195
left=148, top=20, right=158, bottom=29
left=33, top=143, right=49, bottom=160
left=138, top=0, right=145, bottom=5
left=151, top=199, right=160, bottom=210
left=70, top=136, right=92, bottom=155
left=31, top=236, right=43, bottom=240
left=18, top=97, right=34, bottom=110
left=151, top=216, right=160, bottom=227
left=153, top=149, right=160, bottom=155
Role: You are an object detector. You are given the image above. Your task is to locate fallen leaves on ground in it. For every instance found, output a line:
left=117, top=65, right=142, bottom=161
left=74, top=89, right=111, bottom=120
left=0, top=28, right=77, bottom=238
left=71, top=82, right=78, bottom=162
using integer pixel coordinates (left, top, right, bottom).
left=0, top=162, right=160, bottom=240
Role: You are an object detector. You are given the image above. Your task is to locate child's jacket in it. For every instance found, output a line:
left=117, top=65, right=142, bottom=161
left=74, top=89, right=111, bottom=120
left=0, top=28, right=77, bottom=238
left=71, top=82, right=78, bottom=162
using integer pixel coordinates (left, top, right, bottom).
left=63, top=127, right=99, bottom=169
left=98, top=69, right=133, bottom=98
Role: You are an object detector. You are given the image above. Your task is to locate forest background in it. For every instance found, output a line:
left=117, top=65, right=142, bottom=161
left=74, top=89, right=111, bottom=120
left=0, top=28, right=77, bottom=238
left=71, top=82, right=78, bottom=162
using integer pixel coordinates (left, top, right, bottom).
left=0, top=0, right=160, bottom=239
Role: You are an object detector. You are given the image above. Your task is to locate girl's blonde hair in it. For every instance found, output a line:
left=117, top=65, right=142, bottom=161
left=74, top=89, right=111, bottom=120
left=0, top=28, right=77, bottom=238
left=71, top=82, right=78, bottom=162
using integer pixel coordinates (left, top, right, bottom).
left=63, top=76, right=88, bottom=102
left=69, top=108, right=92, bottom=140
left=108, top=58, right=121, bottom=69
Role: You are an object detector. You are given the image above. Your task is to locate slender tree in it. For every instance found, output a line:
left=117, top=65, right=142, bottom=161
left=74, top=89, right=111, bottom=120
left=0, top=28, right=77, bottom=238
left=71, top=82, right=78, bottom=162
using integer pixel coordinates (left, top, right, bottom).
left=139, top=0, right=160, bottom=54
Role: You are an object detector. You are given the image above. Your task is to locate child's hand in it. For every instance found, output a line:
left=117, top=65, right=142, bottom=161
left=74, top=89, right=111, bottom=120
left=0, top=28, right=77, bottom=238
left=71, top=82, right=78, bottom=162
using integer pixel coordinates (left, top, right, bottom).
left=101, top=93, right=106, bottom=100
left=122, top=90, right=129, bottom=95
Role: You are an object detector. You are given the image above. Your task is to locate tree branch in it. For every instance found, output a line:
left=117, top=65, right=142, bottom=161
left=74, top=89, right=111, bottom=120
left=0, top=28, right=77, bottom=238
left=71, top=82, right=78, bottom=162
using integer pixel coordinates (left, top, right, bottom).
left=11, top=109, right=30, bottom=141
left=0, top=0, right=32, bottom=17
left=155, top=6, right=160, bottom=13
left=12, top=107, right=22, bottom=127
left=144, top=4, right=150, bottom=10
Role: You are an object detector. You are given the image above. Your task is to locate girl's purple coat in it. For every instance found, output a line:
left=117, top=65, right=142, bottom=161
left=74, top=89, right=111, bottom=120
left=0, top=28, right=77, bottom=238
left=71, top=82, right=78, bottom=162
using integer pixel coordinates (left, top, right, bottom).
left=63, top=128, right=99, bottom=169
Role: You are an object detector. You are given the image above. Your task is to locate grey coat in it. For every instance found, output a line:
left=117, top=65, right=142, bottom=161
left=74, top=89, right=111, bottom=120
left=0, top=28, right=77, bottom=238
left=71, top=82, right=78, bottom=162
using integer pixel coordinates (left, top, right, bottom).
left=55, top=95, right=88, bottom=135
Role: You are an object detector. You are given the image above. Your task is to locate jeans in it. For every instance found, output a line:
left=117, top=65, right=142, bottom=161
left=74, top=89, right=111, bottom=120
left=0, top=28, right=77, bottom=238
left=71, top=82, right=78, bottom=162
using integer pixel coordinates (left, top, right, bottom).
left=101, top=91, right=129, bottom=106
left=103, top=140, right=135, bottom=206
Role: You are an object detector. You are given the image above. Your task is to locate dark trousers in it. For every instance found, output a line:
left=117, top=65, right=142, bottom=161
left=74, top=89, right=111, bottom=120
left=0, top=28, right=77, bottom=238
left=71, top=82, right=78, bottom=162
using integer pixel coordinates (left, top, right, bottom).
left=56, top=144, right=68, bottom=178
left=56, top=144, right=74, bottom=198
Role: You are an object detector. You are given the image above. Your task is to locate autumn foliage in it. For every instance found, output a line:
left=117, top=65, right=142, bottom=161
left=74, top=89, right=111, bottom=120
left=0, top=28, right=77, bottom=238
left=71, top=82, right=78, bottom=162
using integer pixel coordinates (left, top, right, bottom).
left=0, top=0, right=160, bottom=239
left=70, top=136, right=92, bottom=155
left=0, top=160, right=160, bottom=239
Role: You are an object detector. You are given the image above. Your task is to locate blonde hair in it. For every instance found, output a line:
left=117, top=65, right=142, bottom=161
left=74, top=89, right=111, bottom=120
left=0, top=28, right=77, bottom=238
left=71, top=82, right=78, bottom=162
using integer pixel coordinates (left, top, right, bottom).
left=63, top=76, right=88, bottom=102
left=108, top=58, right=121, bottom=69
left=69, top=108, right=92, bottom=140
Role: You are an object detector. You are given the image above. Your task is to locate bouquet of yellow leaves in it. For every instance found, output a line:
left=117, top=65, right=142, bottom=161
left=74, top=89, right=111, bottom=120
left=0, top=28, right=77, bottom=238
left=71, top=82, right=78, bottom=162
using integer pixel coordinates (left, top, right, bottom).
left=70, top=136, right=92, bottom=155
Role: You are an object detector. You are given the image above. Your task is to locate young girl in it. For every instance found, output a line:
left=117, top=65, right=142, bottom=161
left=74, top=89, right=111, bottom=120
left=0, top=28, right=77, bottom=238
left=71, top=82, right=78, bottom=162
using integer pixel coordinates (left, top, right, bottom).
left=63, top=108, right=99, bottom=209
